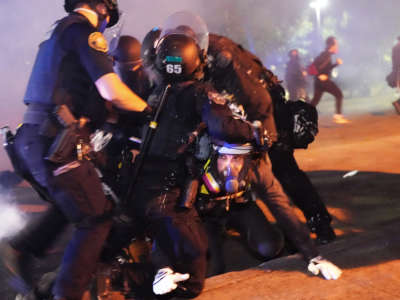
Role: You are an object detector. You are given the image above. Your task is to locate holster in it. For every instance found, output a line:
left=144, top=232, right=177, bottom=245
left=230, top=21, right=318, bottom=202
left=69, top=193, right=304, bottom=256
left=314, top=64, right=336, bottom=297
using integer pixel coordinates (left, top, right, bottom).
left=44, top=104, right=86, bottom=164
left=45, top=124, right=79, bottom=164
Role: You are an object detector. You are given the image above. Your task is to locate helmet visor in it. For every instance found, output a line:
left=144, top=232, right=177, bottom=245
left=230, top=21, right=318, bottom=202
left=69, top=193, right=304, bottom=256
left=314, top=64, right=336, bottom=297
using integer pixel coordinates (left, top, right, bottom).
left=158, top=11, right=209, bottom=52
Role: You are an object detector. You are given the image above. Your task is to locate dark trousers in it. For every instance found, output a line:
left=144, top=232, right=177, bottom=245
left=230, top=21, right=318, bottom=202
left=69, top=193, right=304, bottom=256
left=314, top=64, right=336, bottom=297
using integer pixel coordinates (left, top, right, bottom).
left=11, top=124, right=113, bottom=300
left=202, top=200, right=284, bottom=276
left=310, top=79, right=343, bottom=114
left=247, top=153, right=318, bottom=261
left=129, top=178, right=208, bottom=298
left=268, top=147, right=331, bottom=224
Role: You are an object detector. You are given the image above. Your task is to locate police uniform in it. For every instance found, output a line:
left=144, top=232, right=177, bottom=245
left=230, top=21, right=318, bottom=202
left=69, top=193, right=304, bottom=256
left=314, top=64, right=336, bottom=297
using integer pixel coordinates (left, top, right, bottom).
left=206, top=33, right=320, bottom=262
left=269, top=90, right=335, bottom=244
left=127, top=81, right=255, bottom=297
left=10, top=12, right=115, bottom=299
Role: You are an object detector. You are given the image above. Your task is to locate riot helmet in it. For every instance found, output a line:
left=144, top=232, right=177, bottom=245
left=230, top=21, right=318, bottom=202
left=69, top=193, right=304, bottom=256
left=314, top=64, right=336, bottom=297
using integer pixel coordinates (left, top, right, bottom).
left=141, top=27, right=162, bottom=68
left=112, top=35, right=142, bottom=66
left=154, top=11, right=209, bottom=83
left=64, top=0, right=119, bottom=27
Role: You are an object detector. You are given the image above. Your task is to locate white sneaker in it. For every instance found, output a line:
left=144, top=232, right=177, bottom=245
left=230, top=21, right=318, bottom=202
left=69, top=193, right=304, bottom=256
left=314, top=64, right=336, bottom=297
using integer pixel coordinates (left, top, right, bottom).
left=333, top=114, right=350, bottom=124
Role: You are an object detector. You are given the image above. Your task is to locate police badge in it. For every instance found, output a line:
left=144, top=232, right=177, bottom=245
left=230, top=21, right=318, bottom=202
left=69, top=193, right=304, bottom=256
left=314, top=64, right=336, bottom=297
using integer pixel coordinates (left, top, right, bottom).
left=88, top=32, right=109, bottom=53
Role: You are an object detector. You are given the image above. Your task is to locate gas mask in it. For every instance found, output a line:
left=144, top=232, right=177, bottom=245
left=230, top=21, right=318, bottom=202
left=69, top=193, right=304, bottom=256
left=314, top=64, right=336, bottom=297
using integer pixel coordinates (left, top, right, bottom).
left=202, top=143, right=253, bottom=195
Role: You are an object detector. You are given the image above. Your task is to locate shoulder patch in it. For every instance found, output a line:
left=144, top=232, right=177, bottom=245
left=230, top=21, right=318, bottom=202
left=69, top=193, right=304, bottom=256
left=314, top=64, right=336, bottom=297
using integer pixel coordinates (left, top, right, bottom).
left=88, top=32, right=109, bottom=53
left=208, top=91, right=226, bottom=105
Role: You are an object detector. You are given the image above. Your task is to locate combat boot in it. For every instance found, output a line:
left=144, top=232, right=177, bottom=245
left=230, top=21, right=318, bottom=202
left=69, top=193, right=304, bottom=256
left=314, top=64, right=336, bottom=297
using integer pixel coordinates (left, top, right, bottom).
left=307, top=214, right=336, bottom=245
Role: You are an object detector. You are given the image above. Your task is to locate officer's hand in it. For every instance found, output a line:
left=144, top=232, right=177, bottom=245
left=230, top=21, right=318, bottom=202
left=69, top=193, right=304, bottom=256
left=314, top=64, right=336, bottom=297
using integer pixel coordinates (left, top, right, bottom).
left=307, top=256, right=342, bottom=280
left=153, top=267, right=190, bottom=295
left=336, top=58, right=343, bottom=65
left=318, top=74, right=328, bottom=81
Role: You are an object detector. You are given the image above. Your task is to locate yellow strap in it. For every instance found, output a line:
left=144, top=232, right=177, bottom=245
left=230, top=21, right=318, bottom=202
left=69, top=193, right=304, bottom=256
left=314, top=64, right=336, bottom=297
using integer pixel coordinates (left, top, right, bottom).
left=211, top=190, right=246, bottom=201
left=149, top=121, right=158, bottom=129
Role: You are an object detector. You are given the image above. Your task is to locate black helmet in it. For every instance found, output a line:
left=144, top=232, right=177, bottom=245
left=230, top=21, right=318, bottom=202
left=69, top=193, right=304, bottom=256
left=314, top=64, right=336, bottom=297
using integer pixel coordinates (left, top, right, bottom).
left=112, top=35, right=142, bottom=64
left=141, top=27, right=162, bottom=68
left=153, top=11, right=209, bottom=83
left=155, top=33, right=203, bottom=83
left=64, top=0, right=119, bottom=27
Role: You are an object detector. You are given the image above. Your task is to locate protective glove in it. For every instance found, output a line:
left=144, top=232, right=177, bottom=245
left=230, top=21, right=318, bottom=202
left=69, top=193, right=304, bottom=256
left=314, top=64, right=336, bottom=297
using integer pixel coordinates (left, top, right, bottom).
left=307, top=256, right=342, bottom=280
left=153, top=267, right=190, bottom=295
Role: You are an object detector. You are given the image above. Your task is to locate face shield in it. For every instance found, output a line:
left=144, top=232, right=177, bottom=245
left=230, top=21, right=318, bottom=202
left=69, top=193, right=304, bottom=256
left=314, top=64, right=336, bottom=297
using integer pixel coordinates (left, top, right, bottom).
left=103, top=11, right=125, bottom=53
left=156, top=11, right=209, bottom=54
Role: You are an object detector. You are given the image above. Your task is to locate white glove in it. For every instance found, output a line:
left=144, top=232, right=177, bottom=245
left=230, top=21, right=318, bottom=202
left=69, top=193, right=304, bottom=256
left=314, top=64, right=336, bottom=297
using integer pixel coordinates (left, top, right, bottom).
left=153, top=267, right=190, bottom=295
left=307, top=256, right=342, bottom=280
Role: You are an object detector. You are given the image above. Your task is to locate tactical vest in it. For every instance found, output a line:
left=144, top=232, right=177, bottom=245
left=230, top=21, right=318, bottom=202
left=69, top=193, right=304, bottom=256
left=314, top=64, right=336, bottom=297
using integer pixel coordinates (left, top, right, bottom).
left=146, top=83, right=202, bottom=160
left=23, top=14, right=108, bottom=127
left=23, top=14, right=90, bottom=106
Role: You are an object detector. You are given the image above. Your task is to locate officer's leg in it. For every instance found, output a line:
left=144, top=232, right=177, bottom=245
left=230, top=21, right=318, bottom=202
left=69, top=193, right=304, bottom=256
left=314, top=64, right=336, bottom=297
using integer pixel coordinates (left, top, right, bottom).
left=227, top=201, right=284, bottom=260
left=141, top=187, right=208, bottom=298
left=49, top=161, right=113, bottom=300
left=247, top=154, right=318, bottom=261
left=0, top=125, right=67, bottom=293
left=201, top=212, right=227, bottom=276
left=268, top=148, right=335, bottom=244
left=10, top=206, right=68, bottom=258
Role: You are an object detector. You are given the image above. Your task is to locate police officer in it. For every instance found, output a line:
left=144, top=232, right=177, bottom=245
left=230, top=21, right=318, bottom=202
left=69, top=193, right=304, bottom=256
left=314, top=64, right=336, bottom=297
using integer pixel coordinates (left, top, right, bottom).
left=129, top=13, right=263, bottom=298
left=269, top=88, right=336, bottom=245
left=205, top=33, right=342, bottom=279
left=0, top=1, right=150, bottom=299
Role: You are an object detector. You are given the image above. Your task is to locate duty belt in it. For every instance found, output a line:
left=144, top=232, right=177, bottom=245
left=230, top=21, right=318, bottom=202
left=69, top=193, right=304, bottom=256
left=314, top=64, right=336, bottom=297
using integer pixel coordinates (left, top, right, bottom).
left=23, top=103, right=54, bottom=125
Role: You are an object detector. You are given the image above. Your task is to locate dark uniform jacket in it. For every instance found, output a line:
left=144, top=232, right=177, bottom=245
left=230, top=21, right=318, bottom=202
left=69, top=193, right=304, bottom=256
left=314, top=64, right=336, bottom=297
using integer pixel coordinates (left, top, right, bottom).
left=23, top=12, right=114, bottom=127
left=206, top=33, right=277, bottom=143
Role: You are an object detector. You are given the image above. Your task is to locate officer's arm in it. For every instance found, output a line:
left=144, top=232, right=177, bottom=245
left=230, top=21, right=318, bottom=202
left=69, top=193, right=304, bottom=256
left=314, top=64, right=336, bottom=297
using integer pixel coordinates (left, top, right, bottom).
left=65, top=24, right=148, bottom=112
left=95, top=73, right=148, bottom=112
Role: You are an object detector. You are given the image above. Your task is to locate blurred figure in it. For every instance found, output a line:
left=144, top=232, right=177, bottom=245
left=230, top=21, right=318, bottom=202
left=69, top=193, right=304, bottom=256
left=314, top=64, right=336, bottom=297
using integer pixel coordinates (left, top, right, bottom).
left=386, top=36, right=400, bottom=114
left=310, top=36, right=349, bottom=124
left=285, top=49, right=308, bottom=101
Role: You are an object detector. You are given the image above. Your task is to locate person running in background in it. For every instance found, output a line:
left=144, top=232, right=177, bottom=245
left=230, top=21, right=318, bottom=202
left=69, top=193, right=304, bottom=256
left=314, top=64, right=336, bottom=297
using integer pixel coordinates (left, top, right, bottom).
left=310, top=36, right=349, bottom=124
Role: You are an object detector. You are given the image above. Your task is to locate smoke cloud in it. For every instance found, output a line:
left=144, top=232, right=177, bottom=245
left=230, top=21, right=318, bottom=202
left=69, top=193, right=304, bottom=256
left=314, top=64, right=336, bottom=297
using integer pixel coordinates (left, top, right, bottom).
left=0, top=187, right=28, bottom=239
